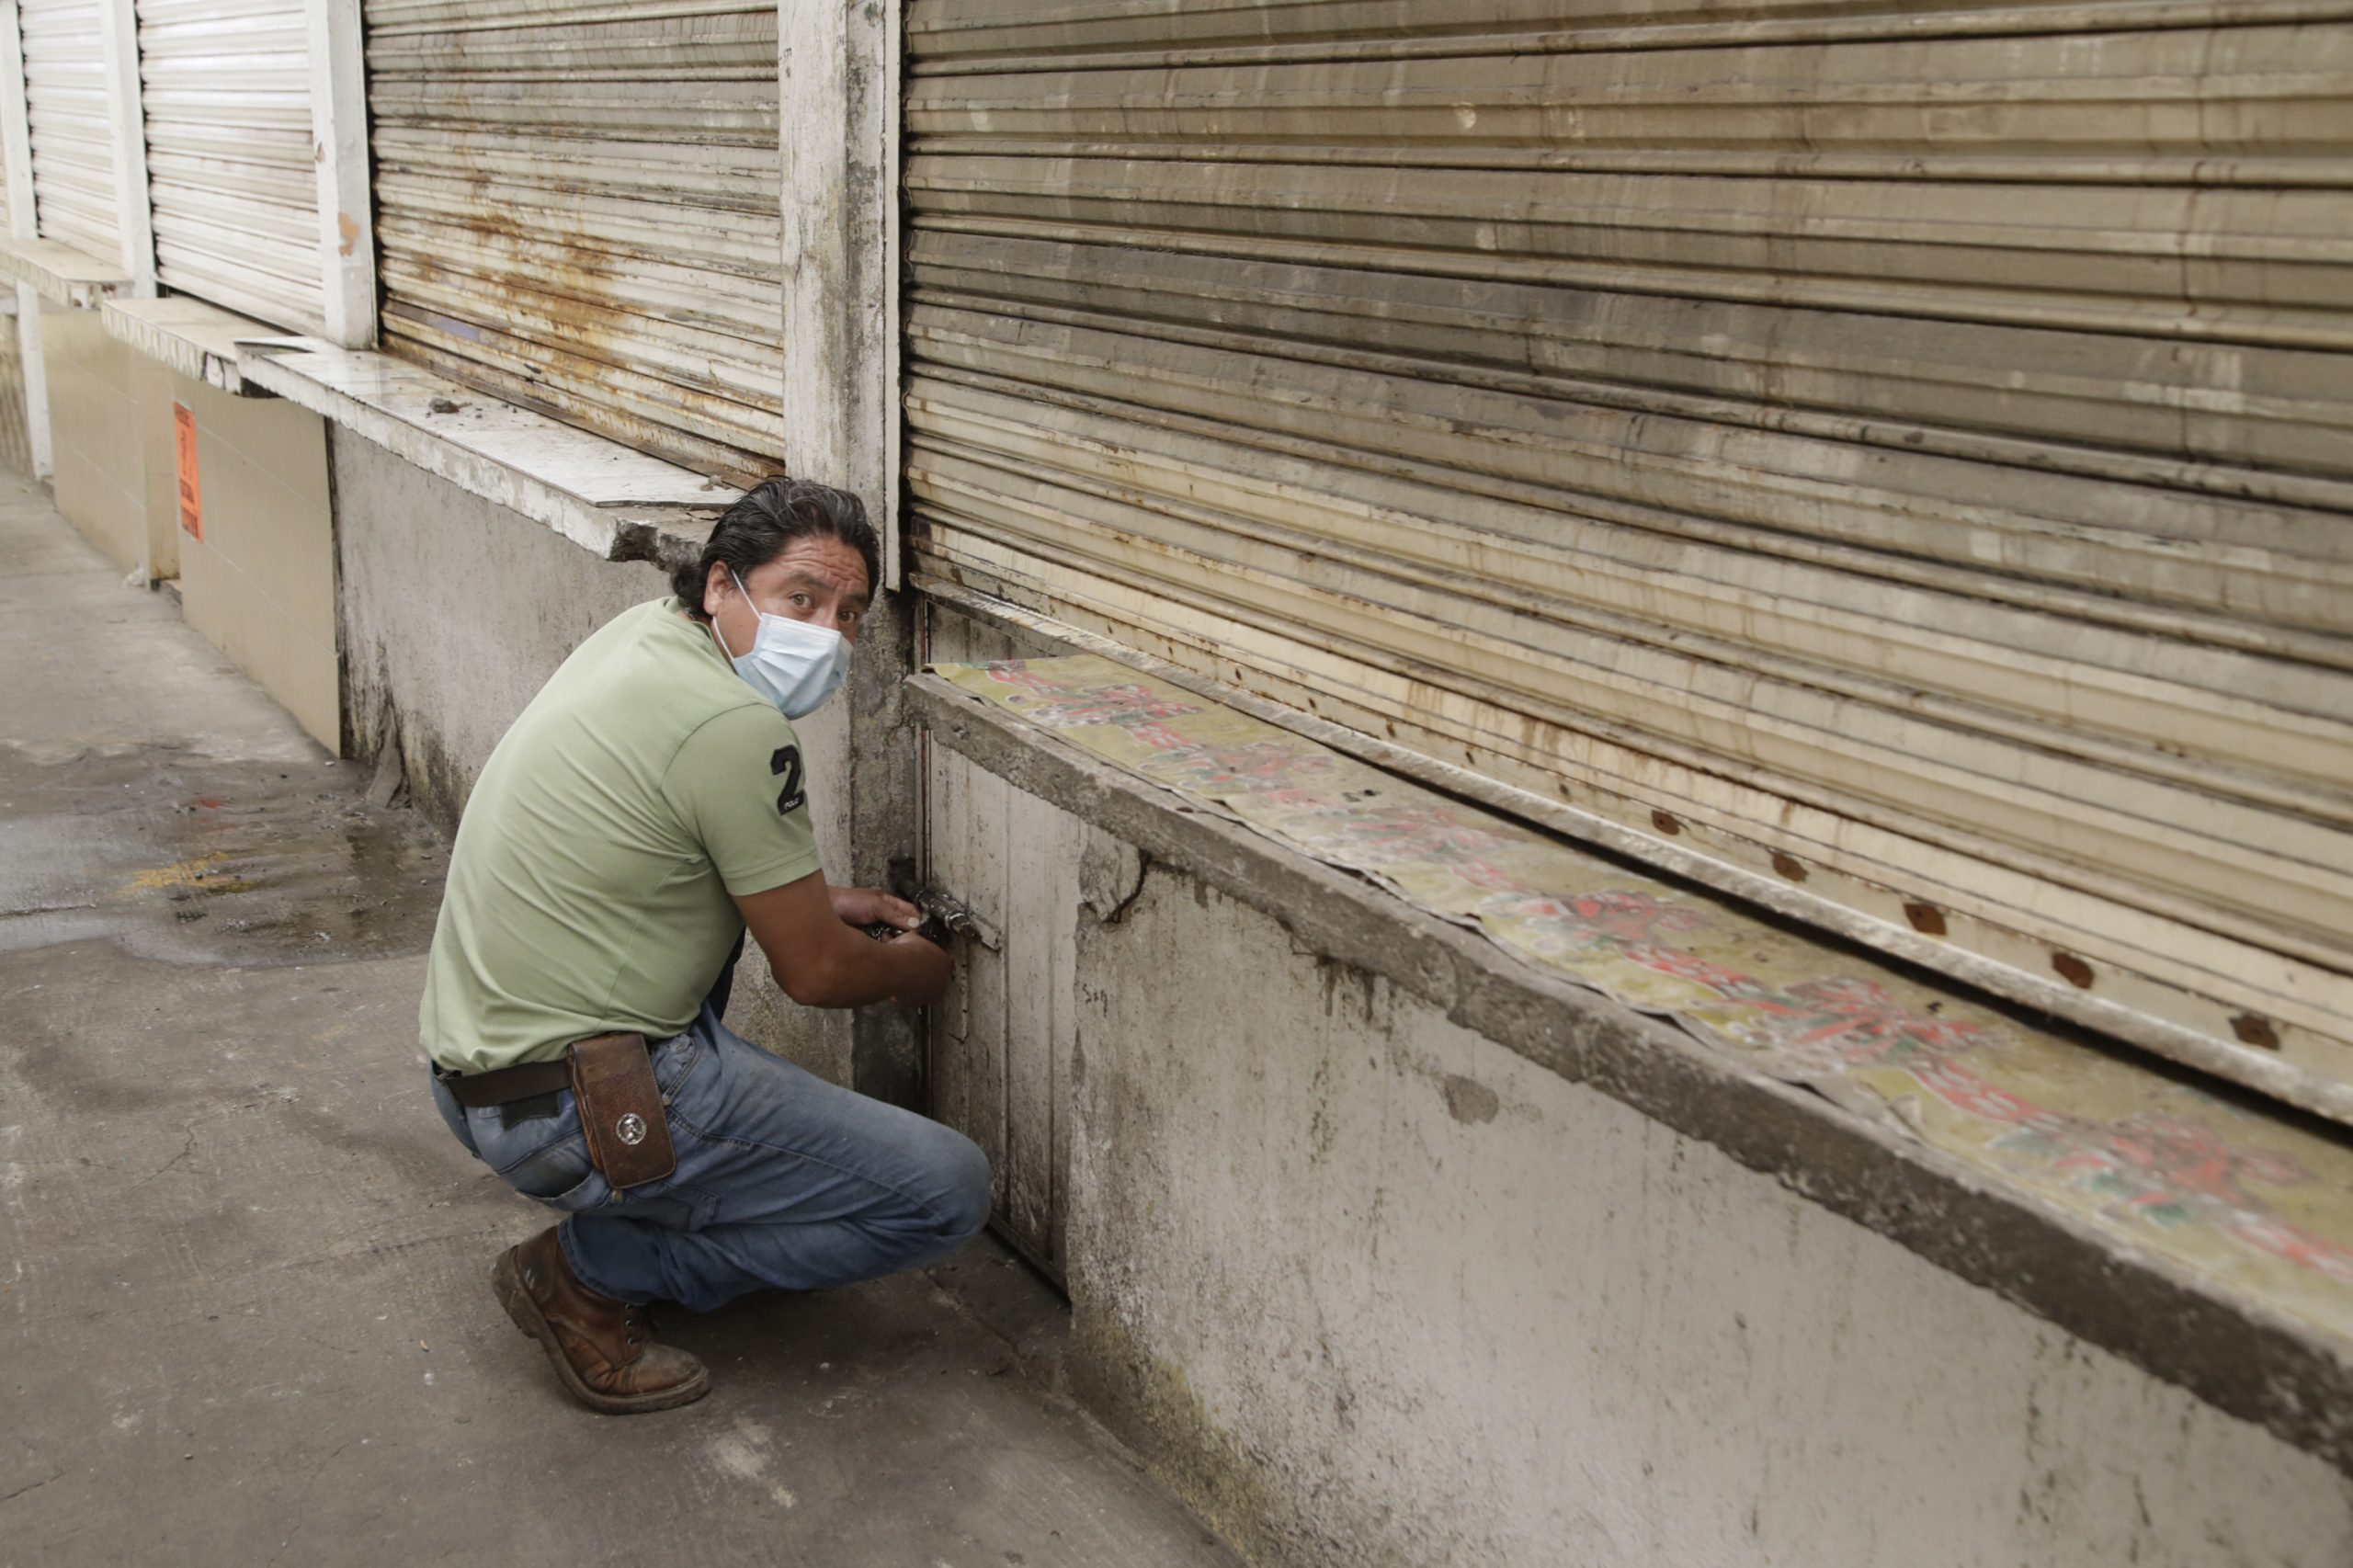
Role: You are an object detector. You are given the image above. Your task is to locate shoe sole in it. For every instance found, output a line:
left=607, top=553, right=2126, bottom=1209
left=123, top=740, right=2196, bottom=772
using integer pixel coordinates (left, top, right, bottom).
left=491, top=1246, right=711, bottom=1415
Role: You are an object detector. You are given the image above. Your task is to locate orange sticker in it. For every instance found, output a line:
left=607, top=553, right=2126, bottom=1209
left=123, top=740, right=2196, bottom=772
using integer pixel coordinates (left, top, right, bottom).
left=173, top=401, right=200, bottom=540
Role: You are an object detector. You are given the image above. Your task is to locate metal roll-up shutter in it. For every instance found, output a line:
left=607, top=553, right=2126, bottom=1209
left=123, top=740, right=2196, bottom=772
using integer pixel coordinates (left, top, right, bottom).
left=136, top=0, right=321, bottom=332
left=364, top=0, right=783, bottom=483
left=21, top=0, right=119, bottom=263
left=904, top=3, right=2353, bottom=1108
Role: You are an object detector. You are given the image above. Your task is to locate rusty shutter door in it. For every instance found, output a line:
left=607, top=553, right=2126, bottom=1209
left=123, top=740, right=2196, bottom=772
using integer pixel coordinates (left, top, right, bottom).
left=21, top=0, right=119, bottom=263
left=904, top=3, right=2353, bottom=1116
left=135, top=0, right=319, bottom=332
left=365, top=0, right=782, bottom=483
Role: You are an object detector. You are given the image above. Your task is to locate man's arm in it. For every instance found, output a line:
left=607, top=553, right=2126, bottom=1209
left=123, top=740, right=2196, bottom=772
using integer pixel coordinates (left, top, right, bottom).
left=735, top=869, right=950, bottom=1009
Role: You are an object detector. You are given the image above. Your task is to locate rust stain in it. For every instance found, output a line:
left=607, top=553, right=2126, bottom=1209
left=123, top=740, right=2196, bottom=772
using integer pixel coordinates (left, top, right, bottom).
left=1904, top=901, right=1947, bottom=937
left=377, top=142, right=775, bottom=488
left=363, top=35, right=786, bottom=489
left=336, top=212, right=360, bottom=257
left=2233, top=1014, right=2283, bottom=1051
left=2052, top=951, right=2096, bottom=990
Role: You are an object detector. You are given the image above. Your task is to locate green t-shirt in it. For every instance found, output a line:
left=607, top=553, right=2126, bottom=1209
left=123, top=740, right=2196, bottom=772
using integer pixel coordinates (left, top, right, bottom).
left=420, top=597, right=823, bottom=1072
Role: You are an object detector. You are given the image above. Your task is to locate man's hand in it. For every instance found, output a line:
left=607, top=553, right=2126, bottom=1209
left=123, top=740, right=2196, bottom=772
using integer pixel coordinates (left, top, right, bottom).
left=829, top=884, right=924, bottom=933
left=886, top=930, right=952, bottom=1007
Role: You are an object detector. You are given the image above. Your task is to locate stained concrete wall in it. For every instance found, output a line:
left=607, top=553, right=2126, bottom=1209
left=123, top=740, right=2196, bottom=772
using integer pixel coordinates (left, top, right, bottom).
left=923, top=756, right=2353, bottom=1568
left=37, top=321, right=342, bottom=750
left=42, top=305, right=173, bottom=578
left=914, top=606, right=2353, bottom=1568
left=328, top=433, right=853, bottom=1084
left=171, top=375, right=339, bottom=751
left=1095, top=869, right=2353, bottom=1566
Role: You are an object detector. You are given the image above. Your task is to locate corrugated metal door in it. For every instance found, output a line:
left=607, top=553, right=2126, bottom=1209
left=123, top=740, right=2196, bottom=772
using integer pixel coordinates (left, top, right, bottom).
left=136, top=0, right=320, bottom=332
left=21, top=0, right=119, bottom=262
left=364, top=0, right=784, bottom=483
left=904, top=3, right=2353, bottom=1107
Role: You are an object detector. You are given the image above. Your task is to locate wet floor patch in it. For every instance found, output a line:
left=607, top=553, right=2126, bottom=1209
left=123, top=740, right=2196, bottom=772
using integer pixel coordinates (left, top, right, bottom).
left=0, top=741, right=449, bottom=966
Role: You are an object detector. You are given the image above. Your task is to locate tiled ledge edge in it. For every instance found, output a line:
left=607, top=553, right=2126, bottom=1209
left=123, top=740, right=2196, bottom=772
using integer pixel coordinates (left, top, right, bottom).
left=102, top=297, right=275, bottom=395
left=234, top=338, right=730, bottom=571
left=0, top=236, right=131, bottom=310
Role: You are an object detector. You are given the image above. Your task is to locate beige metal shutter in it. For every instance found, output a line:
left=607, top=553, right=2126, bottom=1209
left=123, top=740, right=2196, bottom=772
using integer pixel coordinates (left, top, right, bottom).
left=21, top=0, right=119, bottom=262
left=136, top=0, right=320, bottom=332
left=904, top=2, right=2353, bottom=1112
left=364, top=0, right=783, bottom=483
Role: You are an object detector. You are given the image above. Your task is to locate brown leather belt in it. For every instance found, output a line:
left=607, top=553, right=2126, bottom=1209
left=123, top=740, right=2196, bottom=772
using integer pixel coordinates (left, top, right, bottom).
left=432, top=1057, right=571, bottom=1108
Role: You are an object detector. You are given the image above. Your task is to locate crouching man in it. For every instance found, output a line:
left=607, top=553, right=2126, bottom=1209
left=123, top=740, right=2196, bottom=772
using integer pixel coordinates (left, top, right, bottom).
left=420, top=477, right=981, bottom=1413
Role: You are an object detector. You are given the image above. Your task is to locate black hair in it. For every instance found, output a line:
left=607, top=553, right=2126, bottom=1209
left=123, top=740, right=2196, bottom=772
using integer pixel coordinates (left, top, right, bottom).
left=672, top=476, right=881, bottom=622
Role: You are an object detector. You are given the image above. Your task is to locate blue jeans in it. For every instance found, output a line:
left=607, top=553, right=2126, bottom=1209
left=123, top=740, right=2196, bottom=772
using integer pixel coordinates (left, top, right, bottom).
left=429, top=995, right=991, bottom=1312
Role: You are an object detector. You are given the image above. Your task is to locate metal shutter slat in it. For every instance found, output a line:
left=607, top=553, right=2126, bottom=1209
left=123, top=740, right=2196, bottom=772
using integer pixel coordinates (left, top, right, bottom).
left=135, top=0, right=320, bottom=330
left=365, top=0, right=782, bottom=483
left=21, top=0, right=119, bottom=263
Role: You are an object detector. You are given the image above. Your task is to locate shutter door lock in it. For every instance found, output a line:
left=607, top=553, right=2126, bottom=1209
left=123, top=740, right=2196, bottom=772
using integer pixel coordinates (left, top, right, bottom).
left=861, top=891, right=999, bottom=952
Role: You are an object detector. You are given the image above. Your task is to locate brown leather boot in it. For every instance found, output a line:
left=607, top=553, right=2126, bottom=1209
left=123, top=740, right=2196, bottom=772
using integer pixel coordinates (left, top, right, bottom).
left=491, top=1226, right=710, bottom=1414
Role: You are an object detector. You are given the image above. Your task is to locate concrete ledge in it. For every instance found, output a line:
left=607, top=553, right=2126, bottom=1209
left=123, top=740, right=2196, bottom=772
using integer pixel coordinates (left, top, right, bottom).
left=920, top=581, right=2353, bottom=1130
left=908, top=669, right=2353, bottom=1476
left=102, top=297, right=276, bottom=395
left=0, top=237, right=132, bottom=309
left=234, top=338, right=727, bottom=570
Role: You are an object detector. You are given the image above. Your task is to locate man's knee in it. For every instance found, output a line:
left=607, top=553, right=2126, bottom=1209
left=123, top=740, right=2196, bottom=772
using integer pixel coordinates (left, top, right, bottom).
left=925, top=1125, right=993, bottom=1244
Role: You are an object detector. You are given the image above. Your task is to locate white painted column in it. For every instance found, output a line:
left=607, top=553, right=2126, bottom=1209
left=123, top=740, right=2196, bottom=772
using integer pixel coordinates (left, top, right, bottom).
left=94, top=0, right=153, bottom=296
left=779, top=0, right=898, bottom=579
left=0, top=0, right=49, bottom=475
left=779, top=2, right=920, bottom=1102
left=305, top=0, right=374, bottom=349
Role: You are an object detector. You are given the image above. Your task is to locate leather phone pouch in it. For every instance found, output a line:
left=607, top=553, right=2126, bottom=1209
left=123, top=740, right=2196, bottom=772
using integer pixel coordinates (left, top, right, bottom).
left=568, top=1032, right=676, bottom=1189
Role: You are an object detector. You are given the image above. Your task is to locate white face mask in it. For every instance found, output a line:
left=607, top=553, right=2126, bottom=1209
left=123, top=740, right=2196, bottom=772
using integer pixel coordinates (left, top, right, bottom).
left=715, top=566, right=849, bottom=719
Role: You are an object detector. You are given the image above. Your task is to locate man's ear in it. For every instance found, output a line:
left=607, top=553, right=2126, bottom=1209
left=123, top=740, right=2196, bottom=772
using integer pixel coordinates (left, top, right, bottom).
left=702, top=561, right=733, bottom=619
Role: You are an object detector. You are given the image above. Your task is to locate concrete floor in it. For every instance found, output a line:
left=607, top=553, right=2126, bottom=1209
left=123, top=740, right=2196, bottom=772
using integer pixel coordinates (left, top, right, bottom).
left=0, top=472, right=1239, bottom=1568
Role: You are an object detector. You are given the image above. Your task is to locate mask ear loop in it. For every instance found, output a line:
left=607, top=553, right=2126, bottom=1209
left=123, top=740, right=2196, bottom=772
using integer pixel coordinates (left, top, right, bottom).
left=707, top=565, right=754, bottom=661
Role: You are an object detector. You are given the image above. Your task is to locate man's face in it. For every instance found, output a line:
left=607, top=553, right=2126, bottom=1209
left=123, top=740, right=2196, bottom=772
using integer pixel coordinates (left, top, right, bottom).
left=707, top=536, right=871, bottom=655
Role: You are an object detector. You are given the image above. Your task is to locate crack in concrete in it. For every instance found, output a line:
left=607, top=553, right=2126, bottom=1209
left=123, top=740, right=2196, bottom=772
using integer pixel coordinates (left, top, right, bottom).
left=0, top=1469, right=63, bottom=1505
left=130, top=1124, right=199, bottom=1188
